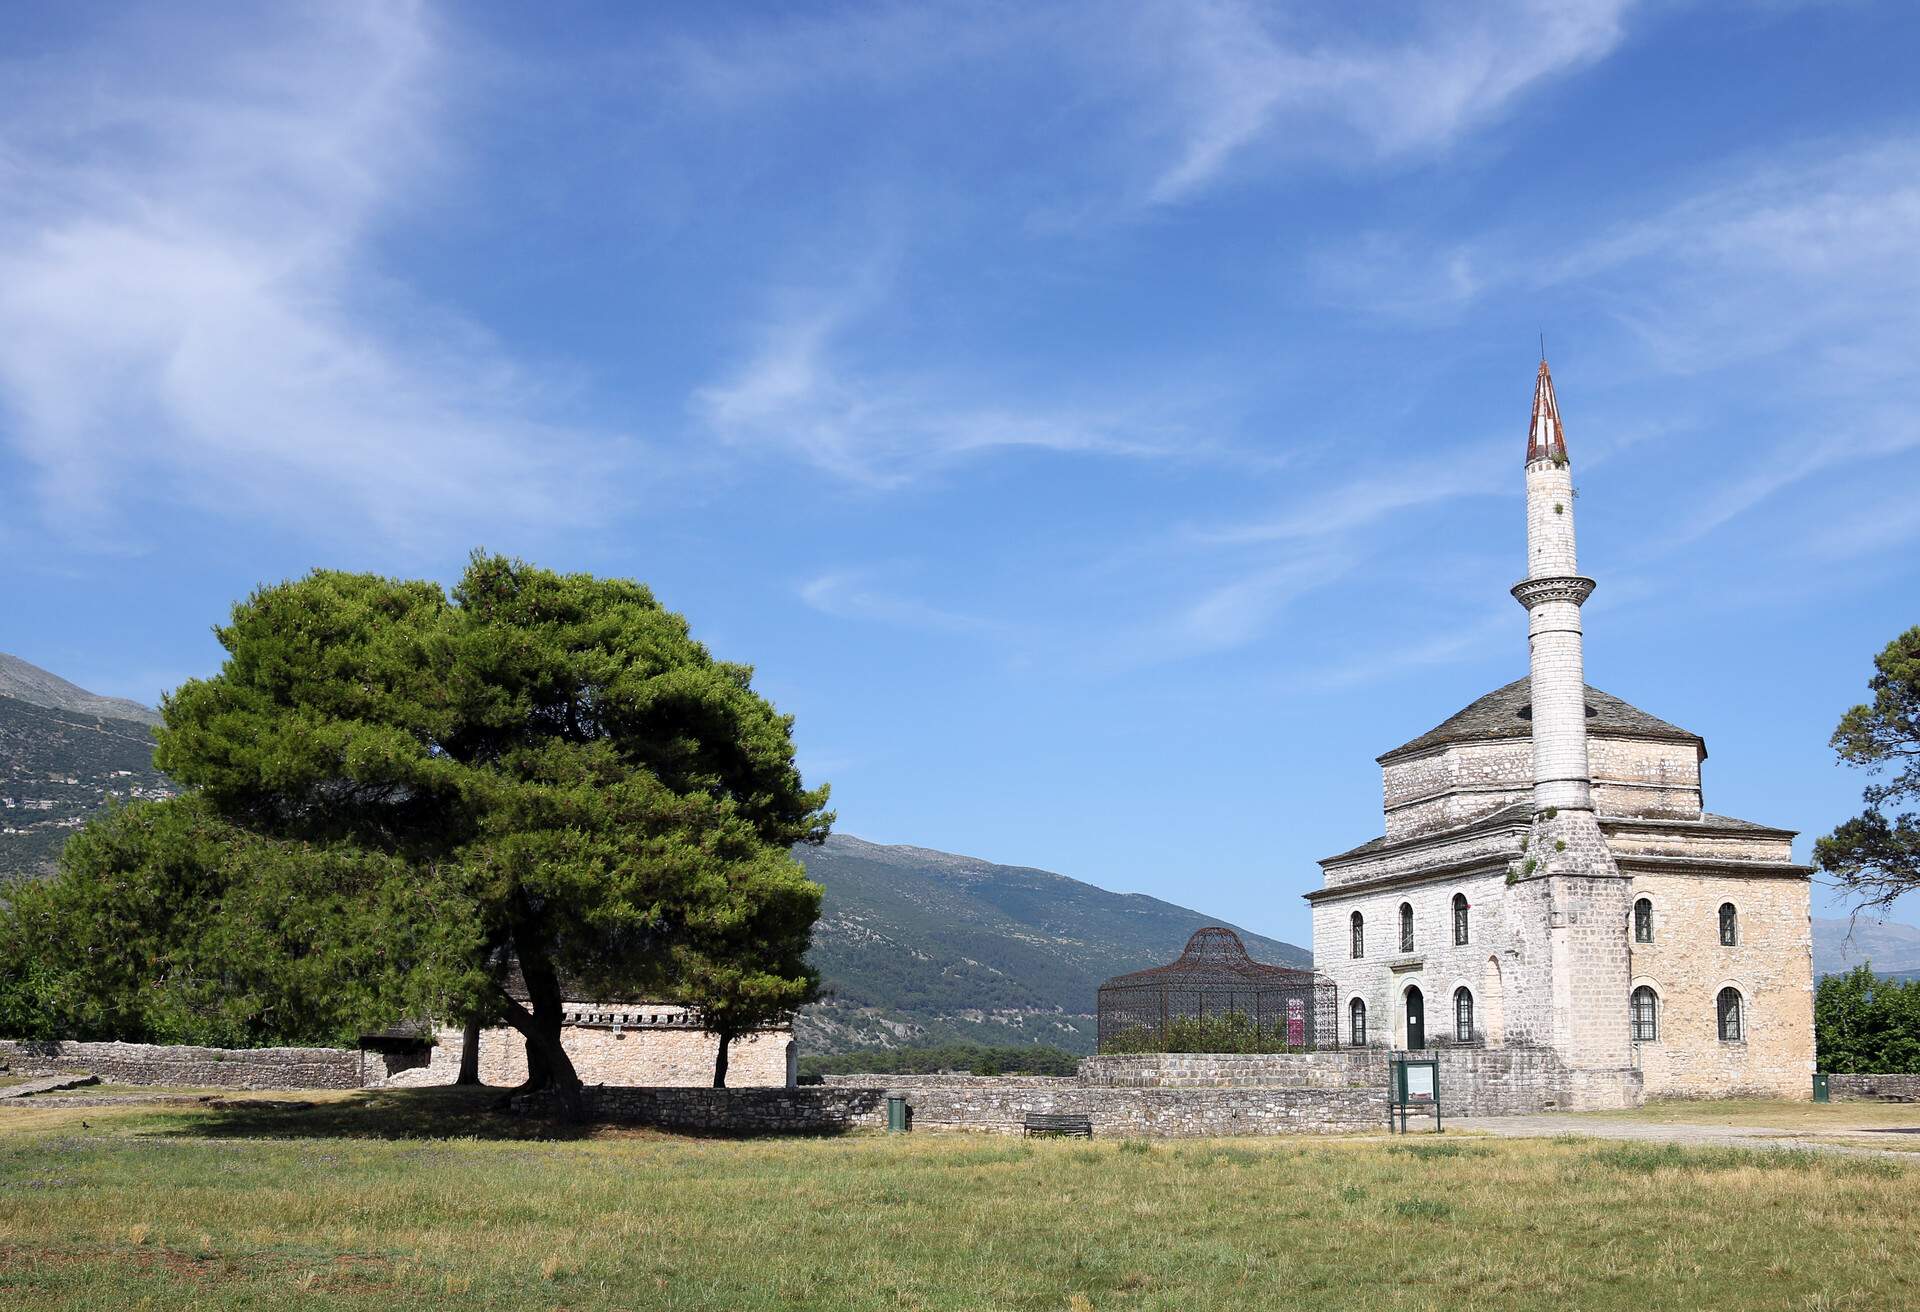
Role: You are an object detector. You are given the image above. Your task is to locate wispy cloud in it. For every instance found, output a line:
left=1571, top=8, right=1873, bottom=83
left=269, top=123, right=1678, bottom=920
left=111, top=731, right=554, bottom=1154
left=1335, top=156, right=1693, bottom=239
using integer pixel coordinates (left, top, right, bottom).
left=1125, top=0, right=1633, bottom=204
left=797, top=569, right=995, bottom=635
left=693, top=276, right=1192, bottom=486
left=0, top=2, right=628, bottom=549
left=642, top=1, right=1636, bottom=215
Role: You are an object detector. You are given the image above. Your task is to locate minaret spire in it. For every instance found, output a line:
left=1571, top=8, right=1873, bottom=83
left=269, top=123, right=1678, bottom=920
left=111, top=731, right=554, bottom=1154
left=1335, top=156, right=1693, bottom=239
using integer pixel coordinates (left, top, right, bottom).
left=1526, top=357, right=1567, bottom=466
left=1511, top=355, right=1594, bottom=812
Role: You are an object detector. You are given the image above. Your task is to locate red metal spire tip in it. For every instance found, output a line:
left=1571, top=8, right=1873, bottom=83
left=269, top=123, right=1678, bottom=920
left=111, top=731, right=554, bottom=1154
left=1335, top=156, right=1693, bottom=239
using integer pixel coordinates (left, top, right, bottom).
left=1526, top=358, right=1567, bottom=465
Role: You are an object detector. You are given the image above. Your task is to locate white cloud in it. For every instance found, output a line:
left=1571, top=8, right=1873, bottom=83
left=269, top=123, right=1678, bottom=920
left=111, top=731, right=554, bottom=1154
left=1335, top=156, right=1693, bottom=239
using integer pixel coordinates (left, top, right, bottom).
left=1127, top=0, right=1633, bottom=204
left=693, top=279, right=1191, bottom=486
left=798, top=570, right=993, bottom=634
left=0, top=2, right=627, bottom=549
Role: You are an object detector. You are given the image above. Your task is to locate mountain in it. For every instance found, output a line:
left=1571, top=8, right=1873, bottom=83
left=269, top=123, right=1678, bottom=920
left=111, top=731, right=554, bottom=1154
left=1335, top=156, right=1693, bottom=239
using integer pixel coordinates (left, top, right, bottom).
left=792, top=834, right=1309, bottom=1055
left=0, top=653, right=161, bottom=726
left=1815, top=916, right=1920, bottom=978
left=0, top=656, right=173, bottom=880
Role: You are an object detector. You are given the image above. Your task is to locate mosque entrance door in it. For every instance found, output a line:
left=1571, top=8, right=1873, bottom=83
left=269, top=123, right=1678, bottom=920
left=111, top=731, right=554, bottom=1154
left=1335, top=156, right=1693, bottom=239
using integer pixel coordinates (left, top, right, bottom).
left=1404, top=986, right=1425, bottom=1050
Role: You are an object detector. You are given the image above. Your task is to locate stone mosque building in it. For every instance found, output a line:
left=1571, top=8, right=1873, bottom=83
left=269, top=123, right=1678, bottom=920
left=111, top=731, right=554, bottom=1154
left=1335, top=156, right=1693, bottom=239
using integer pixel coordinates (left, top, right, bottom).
left=1306, top=361, right=1814, bottom=1103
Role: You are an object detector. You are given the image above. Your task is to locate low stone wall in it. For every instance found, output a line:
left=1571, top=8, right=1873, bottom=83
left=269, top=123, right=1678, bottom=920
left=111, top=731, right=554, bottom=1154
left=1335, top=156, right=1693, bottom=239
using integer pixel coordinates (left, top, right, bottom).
left=516, top=1085, right=889, bottom=1133
left=819, top=1074, right=1075, bottom=1090
left=0, top=1039, right=361, bottom=1091
left=889, top=1082, right=1385, bottom=1137
left=1828, top=1074, right=1920, bottom=1102
left=1079, top=1052, right=1379, bottom=1090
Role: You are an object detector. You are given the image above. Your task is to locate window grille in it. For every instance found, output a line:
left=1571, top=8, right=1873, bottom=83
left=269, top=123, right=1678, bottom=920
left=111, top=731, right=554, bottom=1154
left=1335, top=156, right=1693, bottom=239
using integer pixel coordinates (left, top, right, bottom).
left=1717, top=987, right=1743, bottom=1042
left=1452, top=893, right=1469, bottom=946
left=1399, top=903, right=1414, bottom=954
left=1350, top=912, right=1364, bottom=959
left=1454, top=987, right=1473, bottom=1042
left=1634, top=898, right=1653, bottom=944
left=1350, top=998, right=1367, bottom=1047
left=1718, top=903, right=1737, bottom=947
left=1631, top=985, right=1657, bottom=1041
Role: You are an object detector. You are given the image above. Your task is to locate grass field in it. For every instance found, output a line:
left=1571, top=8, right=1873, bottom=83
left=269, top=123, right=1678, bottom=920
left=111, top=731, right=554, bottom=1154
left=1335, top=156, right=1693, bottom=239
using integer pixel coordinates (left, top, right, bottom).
left=1, top=1089, right=1915, bottom=1311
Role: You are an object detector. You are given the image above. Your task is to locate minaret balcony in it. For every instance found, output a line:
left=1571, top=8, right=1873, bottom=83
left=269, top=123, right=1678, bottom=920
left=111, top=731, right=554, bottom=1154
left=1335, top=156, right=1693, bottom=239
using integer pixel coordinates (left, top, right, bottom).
left=1510, top=575, right=1595, bottom=609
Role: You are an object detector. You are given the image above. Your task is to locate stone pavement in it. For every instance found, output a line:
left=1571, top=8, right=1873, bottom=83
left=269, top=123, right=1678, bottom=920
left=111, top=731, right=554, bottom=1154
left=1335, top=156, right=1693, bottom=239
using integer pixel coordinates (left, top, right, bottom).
left=1452, top=1112, right=1920, bottom=1159
left=0, top=1073, right=99, bottom=1100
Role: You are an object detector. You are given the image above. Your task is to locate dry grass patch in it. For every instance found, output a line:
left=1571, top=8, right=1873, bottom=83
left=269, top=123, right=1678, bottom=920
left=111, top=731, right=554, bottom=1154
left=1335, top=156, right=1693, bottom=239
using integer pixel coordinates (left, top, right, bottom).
left=0, top=1094, right=1913, bottom=1310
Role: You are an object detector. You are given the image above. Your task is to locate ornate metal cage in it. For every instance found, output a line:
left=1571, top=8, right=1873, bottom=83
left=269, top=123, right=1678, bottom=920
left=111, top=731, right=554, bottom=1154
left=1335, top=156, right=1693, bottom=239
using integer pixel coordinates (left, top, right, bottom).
left=1096, top=927, right=1338, bottom=1053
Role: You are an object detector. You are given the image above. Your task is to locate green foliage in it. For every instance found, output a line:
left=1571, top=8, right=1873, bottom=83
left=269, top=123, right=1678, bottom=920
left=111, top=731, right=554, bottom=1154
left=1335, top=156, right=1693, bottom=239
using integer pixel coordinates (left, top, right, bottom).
left=1099, top=1011, right=1314, bottom=1055
left=1815, top=626, right=1920, bottom=911
left=0, top=555, right=830, bottom=1086
left=0, top=796, right=485, bottom=1047
left=1816, top=963, right=1920, bottom=1074
left=798, top=1043, right=1081, bottom=1080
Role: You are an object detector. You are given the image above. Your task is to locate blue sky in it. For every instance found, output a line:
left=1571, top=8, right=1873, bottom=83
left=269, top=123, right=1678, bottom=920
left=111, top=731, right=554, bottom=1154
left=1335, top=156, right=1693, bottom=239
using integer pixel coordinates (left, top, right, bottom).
left=3, top=1, right=1917, bottom=947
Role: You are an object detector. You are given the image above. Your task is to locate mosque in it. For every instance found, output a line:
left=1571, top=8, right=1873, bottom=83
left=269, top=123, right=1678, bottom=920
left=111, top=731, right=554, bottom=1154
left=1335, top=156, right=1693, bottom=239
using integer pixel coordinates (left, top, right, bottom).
left=1306, top=361, right=1814, bottom=1101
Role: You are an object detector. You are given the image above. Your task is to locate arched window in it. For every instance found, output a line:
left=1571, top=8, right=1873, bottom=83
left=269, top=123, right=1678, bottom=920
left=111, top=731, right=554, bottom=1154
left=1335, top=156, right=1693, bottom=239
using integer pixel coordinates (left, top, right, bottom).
left=1350, top=911, right=1364, bottom=959
left=1718, top=903, right=1737, bottom=946
left=1453, top=893, right=1470, bottom=946
left=1399, top=902, right=1414, bottom=954
left=1630, top=985, right=1658, bottom=1041
left=1717, top=988, right=1743, bottom=1042
left=1634, top=898, right=1653, bottom=943
left=1454, top=987, right=1474, bottom=1042
left=1349, top=998, right=1367, bottom=1047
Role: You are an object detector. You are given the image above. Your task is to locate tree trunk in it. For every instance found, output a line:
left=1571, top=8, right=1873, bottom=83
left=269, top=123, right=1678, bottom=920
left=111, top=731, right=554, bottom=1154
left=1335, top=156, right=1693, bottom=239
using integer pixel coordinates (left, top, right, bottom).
left=454, top=1016, right=483, bottom=1086
left=712, top=1028, right=734, bottom=1089
left=494, top=951, right=585, bottom=1120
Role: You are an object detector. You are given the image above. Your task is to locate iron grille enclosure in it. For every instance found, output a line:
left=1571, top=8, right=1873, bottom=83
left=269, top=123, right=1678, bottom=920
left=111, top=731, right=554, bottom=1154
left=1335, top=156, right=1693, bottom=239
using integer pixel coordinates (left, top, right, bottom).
left=1096, top=927, right=1337, bottom=1053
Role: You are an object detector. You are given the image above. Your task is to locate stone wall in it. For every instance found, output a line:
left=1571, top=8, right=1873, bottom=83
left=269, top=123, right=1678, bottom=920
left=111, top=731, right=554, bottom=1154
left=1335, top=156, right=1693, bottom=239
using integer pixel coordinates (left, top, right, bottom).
left=827, top=1046, right=1635, bottom=1122
left=0, top=1039, right=361, bottom=1090
left=1624, top=870, right=1814, bottom=1099
left=1313, top=867, right=1520, bottom=1053
left=369, top=1012, right=794, bottom=1090
left=889, top=1083, right=1386, bottom=1137
left=1827, top=1074, right=1920, bottom=1103
left=516, top=1085, right=888, bottom=1133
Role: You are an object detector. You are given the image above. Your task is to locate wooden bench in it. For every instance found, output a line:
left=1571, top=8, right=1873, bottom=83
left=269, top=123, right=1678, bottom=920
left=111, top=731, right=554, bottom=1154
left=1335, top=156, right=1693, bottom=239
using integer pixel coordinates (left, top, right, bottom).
left=1023, top=1112, right=1093, bottom=1138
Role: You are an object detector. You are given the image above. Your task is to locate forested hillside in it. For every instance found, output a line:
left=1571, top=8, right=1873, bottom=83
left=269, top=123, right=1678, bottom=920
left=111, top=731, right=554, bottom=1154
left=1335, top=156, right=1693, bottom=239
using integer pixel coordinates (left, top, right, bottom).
left=793, top=834, right=1308, bottom=1055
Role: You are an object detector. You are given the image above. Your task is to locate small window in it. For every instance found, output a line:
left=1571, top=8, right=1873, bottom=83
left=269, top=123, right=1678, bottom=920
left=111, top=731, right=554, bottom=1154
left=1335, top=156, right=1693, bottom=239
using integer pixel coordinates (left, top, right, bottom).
left=1399, top=902, right=1414, bottom=954
left=1631, top=985, right=1657, bottom=1042
left=1453, top=893, right=1470, bottom=946
left=1717, top=988, right=1743, bottom=1042
left=1350, top=911, right=1364, bottom=959
left=1454, top=987, right=1473, bottom=1042
left=1633, top=898, right=1653, bottom=944
left=1350, top=998, right=1367, bottom=1047
left=1718, top=903, right=1737, bottom=947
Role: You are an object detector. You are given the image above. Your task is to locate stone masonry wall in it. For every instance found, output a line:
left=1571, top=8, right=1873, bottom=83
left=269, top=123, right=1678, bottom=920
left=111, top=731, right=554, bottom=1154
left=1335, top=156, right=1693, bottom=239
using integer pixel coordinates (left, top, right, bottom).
left=517, top=1085, right=888, bottom=1132
left=1314, top=868, right=1518, bottom=1053
left=0, top=1039, right=361, bottom=1090
left=373, top=1022, right=793, bottom=1089
left=1626, top=871, right=1814, bottom=1099
left=1829, top=1075, right=1920, bottom=1102
left=827, top=1046, right=1634, bottom=1121
left=891, top=1083, right=1386, bottom=1137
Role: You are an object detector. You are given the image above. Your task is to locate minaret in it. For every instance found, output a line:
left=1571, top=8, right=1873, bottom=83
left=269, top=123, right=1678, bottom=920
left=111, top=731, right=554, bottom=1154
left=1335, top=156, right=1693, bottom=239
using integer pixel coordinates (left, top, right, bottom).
left=1500, top=358, right=1637, bottom=1099
left=1512, top=358, right=1595, bottom=814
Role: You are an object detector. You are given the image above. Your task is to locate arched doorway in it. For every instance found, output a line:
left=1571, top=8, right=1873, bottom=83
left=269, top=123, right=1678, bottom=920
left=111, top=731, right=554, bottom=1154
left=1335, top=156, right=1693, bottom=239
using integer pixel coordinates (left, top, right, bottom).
left=1404, top=985, right=1425, bottom=1050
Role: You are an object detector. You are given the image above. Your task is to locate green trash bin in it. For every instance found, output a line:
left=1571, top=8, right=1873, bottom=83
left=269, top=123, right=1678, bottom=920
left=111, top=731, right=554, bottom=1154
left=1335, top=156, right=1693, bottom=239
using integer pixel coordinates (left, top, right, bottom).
left=886, top=1095, right=908, bottom=1133
left=1813, top=1074, right=1829, bottom=1103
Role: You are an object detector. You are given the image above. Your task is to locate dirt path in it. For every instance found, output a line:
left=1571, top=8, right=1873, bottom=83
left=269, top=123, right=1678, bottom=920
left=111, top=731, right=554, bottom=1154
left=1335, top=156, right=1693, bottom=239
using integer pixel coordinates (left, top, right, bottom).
left=1453, top=1112, right=1920, bottom=1159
